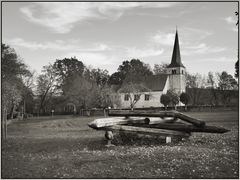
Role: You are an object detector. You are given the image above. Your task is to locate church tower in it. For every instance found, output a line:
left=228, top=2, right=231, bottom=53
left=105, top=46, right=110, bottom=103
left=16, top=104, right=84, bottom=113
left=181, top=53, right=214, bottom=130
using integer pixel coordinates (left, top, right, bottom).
left=167, top=29, right=186, bottom=94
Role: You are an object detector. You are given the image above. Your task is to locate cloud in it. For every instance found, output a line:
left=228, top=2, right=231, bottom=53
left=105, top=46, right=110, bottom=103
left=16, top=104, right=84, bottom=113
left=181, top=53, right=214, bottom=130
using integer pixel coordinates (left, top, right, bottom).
left=150, top=27, right=211, bottom=47
left=194, top=57, right=236, bottom=62
left=61, top=51, right=119, bottom=73
left=224, top=16, right=238, bottom=32
left=20, top=2, right=178, bottom=33
left=232, top=27, right=238, bottom=32
left=224, top=16, right=236, bottom=24
left=126, top=47, right=164, bottom=58
left=151, top=32, right=175, bottom=46
left=6, top=38, right=111, bottom=52
left=182, top=43, right=226, bottom=55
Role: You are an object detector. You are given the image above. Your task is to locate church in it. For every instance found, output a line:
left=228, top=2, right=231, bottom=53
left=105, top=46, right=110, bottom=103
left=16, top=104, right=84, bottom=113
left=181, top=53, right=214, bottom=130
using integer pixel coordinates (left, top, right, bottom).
left=119, top=30, right=186, bottom=108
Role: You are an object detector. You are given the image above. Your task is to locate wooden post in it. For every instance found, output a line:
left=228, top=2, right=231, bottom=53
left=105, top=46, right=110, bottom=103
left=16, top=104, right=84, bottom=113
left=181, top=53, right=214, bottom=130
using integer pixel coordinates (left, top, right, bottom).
left=166, top=136, right=171, bottom=143
left=104, top=109, right=106, bottom=117
left=105, top=131, right=115, bottom=147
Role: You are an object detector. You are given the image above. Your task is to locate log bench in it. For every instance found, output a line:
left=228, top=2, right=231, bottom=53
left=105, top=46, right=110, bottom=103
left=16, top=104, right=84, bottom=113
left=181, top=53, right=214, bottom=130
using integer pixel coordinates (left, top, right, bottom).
left=88, top=110, right=229, bottom=146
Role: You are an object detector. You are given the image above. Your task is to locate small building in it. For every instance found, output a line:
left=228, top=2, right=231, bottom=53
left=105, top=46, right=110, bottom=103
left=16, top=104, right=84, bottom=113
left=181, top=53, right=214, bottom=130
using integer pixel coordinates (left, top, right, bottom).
left=120, top=29, right=186, bottom=108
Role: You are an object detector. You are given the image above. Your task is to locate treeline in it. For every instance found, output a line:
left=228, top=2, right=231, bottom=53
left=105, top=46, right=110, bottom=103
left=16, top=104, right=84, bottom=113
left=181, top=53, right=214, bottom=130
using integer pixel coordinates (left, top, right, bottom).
left=1, top=43, right=239, bottom=118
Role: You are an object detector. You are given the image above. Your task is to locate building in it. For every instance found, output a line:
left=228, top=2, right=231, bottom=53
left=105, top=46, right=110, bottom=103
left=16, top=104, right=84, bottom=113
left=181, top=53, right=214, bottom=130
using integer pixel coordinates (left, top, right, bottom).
left=119, top=29, right=186, bottom=108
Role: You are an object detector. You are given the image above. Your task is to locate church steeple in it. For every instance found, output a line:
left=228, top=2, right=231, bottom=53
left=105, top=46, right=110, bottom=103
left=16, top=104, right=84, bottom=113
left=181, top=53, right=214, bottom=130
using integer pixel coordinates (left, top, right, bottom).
left=168, top=29, right=185, bottom=68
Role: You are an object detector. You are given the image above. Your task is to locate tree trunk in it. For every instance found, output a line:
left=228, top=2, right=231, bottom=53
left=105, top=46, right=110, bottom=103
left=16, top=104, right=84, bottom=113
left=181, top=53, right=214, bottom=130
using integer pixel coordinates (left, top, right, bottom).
left=104, top=125, right=190, bottom=137
left=134, top=122, right=229, bottom=133
left=1, top=109, right=5, bottom=140
left=108, top=110, right=205, bottom=127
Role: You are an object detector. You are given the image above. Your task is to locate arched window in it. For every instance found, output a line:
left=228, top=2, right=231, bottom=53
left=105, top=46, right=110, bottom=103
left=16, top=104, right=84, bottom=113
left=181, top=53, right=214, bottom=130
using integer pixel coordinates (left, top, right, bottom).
left=172, top=69, right=176, bottom=74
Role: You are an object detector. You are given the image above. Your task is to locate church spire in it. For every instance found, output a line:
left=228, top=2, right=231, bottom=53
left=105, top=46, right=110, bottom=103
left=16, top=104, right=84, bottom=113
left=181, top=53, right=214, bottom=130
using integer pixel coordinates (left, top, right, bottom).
left=168, top=29, right=185, bottom=68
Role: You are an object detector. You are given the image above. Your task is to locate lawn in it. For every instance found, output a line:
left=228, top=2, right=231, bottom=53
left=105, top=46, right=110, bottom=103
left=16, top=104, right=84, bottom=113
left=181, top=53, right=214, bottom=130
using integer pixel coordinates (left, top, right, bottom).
left=1, top=111, right=239, bottom=178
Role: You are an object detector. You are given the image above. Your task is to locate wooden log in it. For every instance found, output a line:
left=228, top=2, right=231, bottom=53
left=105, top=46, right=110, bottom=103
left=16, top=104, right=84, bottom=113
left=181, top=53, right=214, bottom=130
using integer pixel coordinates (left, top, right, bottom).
left=88, top=117, right=151, bottom=129
left=108, top=110, right=205, bottom=127
left=132, top=123, right=229, bottom=133
left=175, top=112, right=205, bottom=127
left=88, top=117, right=178, bottom=130
left=103, top=125, right=190, bottom=137
left=109, top=110, right=177, bottom=118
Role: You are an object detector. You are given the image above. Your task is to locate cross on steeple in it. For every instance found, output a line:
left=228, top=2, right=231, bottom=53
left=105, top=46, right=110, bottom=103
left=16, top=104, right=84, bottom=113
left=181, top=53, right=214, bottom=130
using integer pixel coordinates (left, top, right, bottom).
left=168, top=29, right=185, bottom=68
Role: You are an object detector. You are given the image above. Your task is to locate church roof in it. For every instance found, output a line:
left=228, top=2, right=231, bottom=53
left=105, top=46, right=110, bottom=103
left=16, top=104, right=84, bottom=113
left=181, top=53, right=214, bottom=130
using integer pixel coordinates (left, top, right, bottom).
left=143, top=74, right=168, bottom=91
left=168, top=30, right=185, bottom=68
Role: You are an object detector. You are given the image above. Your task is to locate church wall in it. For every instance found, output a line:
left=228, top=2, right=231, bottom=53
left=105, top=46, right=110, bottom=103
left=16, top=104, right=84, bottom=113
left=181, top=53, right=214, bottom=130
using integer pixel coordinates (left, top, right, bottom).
left=120, top=91, right=165, bottom=108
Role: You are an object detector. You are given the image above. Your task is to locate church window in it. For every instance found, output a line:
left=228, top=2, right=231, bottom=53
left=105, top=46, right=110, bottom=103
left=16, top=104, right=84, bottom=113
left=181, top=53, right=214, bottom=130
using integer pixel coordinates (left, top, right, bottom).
left=182, top=70, right=184, bottom=74
left=124, top=94, right=129, bottom=101
left=172, top=69, right=176, bottom=74
left=145, top=94, right=150, bottom=101
left=134, top=94, right=140, bottom=101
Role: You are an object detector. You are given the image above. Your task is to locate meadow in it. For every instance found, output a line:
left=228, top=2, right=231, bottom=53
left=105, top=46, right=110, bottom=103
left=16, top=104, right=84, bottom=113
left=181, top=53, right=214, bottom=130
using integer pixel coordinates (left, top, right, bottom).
left=1, top=111, right=239, bottom=178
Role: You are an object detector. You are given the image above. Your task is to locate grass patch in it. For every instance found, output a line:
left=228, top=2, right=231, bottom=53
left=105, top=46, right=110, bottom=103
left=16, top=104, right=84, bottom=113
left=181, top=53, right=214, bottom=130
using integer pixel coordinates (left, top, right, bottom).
left=1, top=111, right=239, bottom=178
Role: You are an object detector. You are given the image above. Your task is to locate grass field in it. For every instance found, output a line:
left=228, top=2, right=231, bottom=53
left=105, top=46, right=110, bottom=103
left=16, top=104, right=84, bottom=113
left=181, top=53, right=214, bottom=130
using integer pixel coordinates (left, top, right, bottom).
left=1, top=111, right=239, bottom=178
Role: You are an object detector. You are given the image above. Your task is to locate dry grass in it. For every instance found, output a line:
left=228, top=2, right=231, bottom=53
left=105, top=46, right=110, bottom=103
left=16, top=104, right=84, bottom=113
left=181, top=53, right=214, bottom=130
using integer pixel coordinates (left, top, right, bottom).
left=1, top=111, right=239, bottom=178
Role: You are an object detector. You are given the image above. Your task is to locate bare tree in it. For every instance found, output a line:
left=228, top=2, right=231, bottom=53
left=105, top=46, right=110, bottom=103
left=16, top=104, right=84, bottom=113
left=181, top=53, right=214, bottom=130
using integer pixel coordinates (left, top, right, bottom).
left=207, top=72, right=219, bottom=106
left=153, top=63, right=168, bottom=74
left=186, top=72, right=207, bottom=105
left=119, top=82, right=150, bottom=110
left=36, top=64, right=58, bottom=114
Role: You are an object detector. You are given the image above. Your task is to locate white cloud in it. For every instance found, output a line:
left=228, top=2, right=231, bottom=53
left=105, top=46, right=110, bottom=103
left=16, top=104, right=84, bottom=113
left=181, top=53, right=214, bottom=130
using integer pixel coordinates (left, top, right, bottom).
left=195, top=57, right=236, bottom=62
left=6, top=38, right=111, bottom=52
left=61, top=51, right=119, bottom=73
left=224, top=16, right=236, bottom=24
left=182, top=43, right=226, bottom=55
left=232, top=27, right=238, bottom=32
left=150, top=27, right=210, bottom=46
left=151, top=32, right=175, bottom=46
left=20, top=2, right=178, bottom=33
left=126, top=47, right=164, bottom=58
left=224, top=16, right=238, bottom=32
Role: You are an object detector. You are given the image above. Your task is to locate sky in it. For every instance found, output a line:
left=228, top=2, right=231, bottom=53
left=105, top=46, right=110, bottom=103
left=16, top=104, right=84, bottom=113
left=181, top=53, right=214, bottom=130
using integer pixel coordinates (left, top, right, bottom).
left=2, top=2, right=239, bottom=76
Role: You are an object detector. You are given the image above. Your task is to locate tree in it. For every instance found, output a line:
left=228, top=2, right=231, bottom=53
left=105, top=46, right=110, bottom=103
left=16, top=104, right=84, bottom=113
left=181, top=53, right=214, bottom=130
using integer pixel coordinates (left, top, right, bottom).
left=235, top=60, right=239, bottom=79
left=160, top=94, right=171, bottom=110
left=36, top=64, right=58, bottom=114
left=20, top=70, right=36, bottom=117
left=186, top=72, right=207, bottom=105
left=153, top=63, right=168, bottom=74
left=217, top=71, right=238, bottom=106
left=235, top=11, right=239, bottom=26
left=1, top=44, right=31, bottom=139
left=1, top=44, right=31, bottom=117
left=167, top=90, right=180, bottom=110
left=63, top=76, right=98, bottom=110
left=53, top=57, right=85, bottom=91
left=235, top=11, right=239, bottom=80
left=180, top=92, right=190, bottom=110
left=108, top=59, right=153, bottom=85
left=207, top=72, right=219, bottom=106
left=119, top=82, right=150, bottom=110
left=84, top=67, right=110, bottom=88
left=96, top=85, right=121, bottom=109
left=108, top=72, right=124, bottom=85
left=217, top=71, right=238, bottom=90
